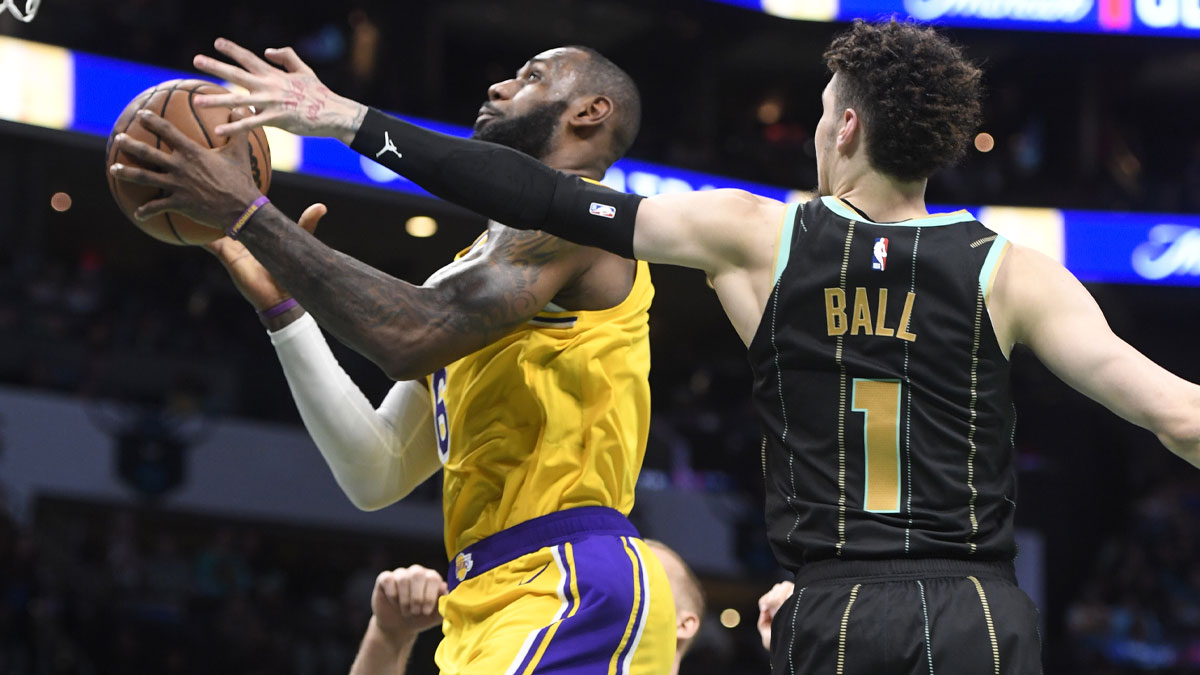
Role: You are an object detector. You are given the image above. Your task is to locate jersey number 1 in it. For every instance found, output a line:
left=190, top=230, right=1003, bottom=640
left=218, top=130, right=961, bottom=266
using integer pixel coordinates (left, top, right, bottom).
left=851, top=379, right=901, bottom=513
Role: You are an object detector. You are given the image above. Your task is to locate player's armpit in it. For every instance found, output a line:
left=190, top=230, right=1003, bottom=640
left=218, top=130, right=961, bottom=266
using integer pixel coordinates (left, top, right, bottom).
left=991, top=244, right=1200, bottom=467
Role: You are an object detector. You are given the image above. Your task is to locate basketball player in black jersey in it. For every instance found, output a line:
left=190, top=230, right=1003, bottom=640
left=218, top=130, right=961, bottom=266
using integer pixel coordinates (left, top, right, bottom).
left=119, top=20, right=1200, bottom=674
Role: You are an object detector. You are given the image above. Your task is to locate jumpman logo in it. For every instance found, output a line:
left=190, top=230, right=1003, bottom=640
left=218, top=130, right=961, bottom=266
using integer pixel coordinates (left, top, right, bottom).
left=376, top=131, right=403, bottom=160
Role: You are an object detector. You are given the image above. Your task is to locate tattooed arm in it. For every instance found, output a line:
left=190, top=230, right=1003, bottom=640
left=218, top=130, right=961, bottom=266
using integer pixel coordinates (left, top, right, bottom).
left=237, top=207, right=584, bottom=380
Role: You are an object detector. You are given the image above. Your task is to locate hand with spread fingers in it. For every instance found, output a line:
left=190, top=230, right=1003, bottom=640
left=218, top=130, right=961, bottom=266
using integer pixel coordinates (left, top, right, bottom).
left=192, top=37, right=366, bottom=143
left=109, top=108, right=262, bottom=229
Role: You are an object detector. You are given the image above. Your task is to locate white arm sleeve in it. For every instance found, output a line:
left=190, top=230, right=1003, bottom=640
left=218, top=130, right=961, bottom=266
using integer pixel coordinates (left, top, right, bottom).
left=268, top=313, right=441, bottom=511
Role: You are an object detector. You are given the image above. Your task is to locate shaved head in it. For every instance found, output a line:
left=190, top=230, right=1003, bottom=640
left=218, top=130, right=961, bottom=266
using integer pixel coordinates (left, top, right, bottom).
left=561, top=46, right=642, bottom=163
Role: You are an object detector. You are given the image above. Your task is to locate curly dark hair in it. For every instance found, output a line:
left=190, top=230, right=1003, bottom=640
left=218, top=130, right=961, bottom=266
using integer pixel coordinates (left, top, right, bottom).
left=823, top=20, right=982, bottom=182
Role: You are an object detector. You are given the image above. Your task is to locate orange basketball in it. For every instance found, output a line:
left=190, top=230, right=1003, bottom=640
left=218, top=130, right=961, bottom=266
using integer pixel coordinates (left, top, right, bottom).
left=105, top=79, right=272, bottom=245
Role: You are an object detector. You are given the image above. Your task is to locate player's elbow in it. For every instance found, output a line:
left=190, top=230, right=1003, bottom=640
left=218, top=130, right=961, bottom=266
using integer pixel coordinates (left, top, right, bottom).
left=1152, top=405, right=1200, bottom=469
left=345, top=489, right=400, bottom=512
left=381, top=354, right=433, bottom=383
left=376, top=329, right=442, bottom=382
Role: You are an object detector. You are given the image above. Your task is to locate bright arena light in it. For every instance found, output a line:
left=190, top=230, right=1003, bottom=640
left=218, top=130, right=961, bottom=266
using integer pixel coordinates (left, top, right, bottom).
left=719, top=608, right=741, bottom=629
left=757, top=97, right=783, bottom=125
left=405, top=216, right=438, bottom=238
left=974, top=132, right=995, bottom=153
left=50, top=192, right=72, bottom=212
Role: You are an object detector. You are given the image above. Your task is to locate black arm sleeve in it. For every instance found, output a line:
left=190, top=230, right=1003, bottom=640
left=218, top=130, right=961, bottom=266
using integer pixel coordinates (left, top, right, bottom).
left=350, top=107, right=641, bottom=258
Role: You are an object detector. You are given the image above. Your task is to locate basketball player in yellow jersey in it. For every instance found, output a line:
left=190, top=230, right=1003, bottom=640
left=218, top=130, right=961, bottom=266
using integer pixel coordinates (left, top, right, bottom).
left=116, top=44, right=676, bottom=673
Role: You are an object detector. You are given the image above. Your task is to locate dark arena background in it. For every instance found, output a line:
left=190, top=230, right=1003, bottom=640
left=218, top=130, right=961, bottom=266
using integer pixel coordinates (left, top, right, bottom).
left=2, top=1, right=1200, bottom=673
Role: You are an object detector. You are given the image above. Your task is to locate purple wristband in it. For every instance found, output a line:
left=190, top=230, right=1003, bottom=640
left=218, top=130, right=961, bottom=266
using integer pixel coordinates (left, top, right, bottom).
left=258, top=297, right=298, bottom=319
left=228, top=195, right=270, bottom=238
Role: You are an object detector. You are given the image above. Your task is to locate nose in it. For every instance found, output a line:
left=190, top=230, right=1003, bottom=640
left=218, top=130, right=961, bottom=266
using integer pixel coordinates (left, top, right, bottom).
left=488, top=78, right=517, bottom=102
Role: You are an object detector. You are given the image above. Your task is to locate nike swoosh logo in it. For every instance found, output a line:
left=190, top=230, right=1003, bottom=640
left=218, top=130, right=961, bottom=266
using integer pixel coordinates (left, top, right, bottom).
left=519, top=562, right=551, bottom=586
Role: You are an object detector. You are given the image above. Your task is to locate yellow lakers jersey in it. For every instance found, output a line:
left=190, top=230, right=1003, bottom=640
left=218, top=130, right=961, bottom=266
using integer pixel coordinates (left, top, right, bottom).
left=429, top=233, right=654, bottom=558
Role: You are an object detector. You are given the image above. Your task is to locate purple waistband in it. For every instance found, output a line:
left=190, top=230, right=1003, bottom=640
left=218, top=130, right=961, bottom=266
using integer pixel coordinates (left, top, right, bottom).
left=447, top=506, right=639, bottom=591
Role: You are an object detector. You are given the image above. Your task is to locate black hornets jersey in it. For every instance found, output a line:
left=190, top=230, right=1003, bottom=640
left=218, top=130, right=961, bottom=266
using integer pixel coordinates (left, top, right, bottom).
left=749, top=196, right=1016, bottom=570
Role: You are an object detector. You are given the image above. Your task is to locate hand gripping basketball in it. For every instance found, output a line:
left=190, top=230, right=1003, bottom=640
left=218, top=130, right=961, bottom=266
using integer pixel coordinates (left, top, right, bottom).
left=192, top=38, right=366, bottom=143
left=110, top=107, right=263, bottom=228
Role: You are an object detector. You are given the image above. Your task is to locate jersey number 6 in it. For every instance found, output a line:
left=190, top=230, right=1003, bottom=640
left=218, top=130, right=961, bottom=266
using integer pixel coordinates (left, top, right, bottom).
left=433, top=368, right=451, bottom=464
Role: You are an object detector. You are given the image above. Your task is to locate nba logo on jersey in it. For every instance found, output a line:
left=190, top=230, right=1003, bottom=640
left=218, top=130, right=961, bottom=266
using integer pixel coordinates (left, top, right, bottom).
left=454, top=552, right=474, bottom=582
left=589, top=202, right=616, bottom=219
left=872, top=237, right=889, bottom=271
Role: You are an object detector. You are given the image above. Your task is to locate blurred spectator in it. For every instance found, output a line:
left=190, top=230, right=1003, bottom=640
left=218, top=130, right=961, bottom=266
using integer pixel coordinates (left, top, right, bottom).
left=1067, top=473, right=1200, bottom=672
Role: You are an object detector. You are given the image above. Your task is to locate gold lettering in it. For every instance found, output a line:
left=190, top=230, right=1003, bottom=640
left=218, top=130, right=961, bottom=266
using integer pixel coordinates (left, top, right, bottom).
left=825, top=288, right=847, bottom=336
left=850, top=287, right=873, bottom=336
left=897, top=292, right=918, bottom=342
left=874, top=288, right=894, bottom=338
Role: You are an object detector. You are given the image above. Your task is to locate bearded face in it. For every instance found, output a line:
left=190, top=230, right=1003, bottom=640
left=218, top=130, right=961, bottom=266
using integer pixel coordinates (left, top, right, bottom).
left=472, top=99, right=569, bottom=160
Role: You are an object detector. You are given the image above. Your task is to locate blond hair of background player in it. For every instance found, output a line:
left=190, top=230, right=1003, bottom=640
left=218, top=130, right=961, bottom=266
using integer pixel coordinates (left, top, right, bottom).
left=644, top=540, right=704, bottom=672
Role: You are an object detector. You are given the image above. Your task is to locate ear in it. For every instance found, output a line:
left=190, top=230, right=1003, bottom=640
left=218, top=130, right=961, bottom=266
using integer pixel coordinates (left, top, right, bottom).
left=836, top=107, right=861, bottom=154
left=568, top=94, right=614, bottom=130
left=676, top=611, right=700, bottom=642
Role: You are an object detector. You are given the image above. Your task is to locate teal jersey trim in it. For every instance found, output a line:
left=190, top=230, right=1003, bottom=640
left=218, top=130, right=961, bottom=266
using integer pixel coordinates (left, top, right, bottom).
left=822, top=196, right=975, bottom=228
left=978, top=235, right=1011, bottom=301
left=773, top=202, right=800, bottom=286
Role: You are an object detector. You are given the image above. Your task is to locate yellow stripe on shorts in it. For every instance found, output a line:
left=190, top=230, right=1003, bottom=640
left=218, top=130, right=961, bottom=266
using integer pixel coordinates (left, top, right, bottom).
left=607, top=537, right=645, bottom=675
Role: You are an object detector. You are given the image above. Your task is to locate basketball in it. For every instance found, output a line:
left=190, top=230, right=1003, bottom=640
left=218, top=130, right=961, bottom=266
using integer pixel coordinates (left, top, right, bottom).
left=105, top=79, right=272, bottom=245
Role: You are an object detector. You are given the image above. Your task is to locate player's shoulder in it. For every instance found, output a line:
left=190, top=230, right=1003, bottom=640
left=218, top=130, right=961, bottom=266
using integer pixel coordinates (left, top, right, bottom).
left=988, top=241, right=1081, bottom=319
left=704, top=188, right=786, bottom=219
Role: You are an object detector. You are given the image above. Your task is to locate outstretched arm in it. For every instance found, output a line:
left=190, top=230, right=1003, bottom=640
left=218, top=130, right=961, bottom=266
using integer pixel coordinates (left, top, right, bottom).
left=990, top=244, right=1200, bottom=467
left=190, top=39, right=784, bottom=277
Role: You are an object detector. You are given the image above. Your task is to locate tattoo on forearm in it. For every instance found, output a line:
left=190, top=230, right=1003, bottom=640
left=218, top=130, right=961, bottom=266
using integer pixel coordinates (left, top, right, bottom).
left=239, top=207, right=570, bottom=376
